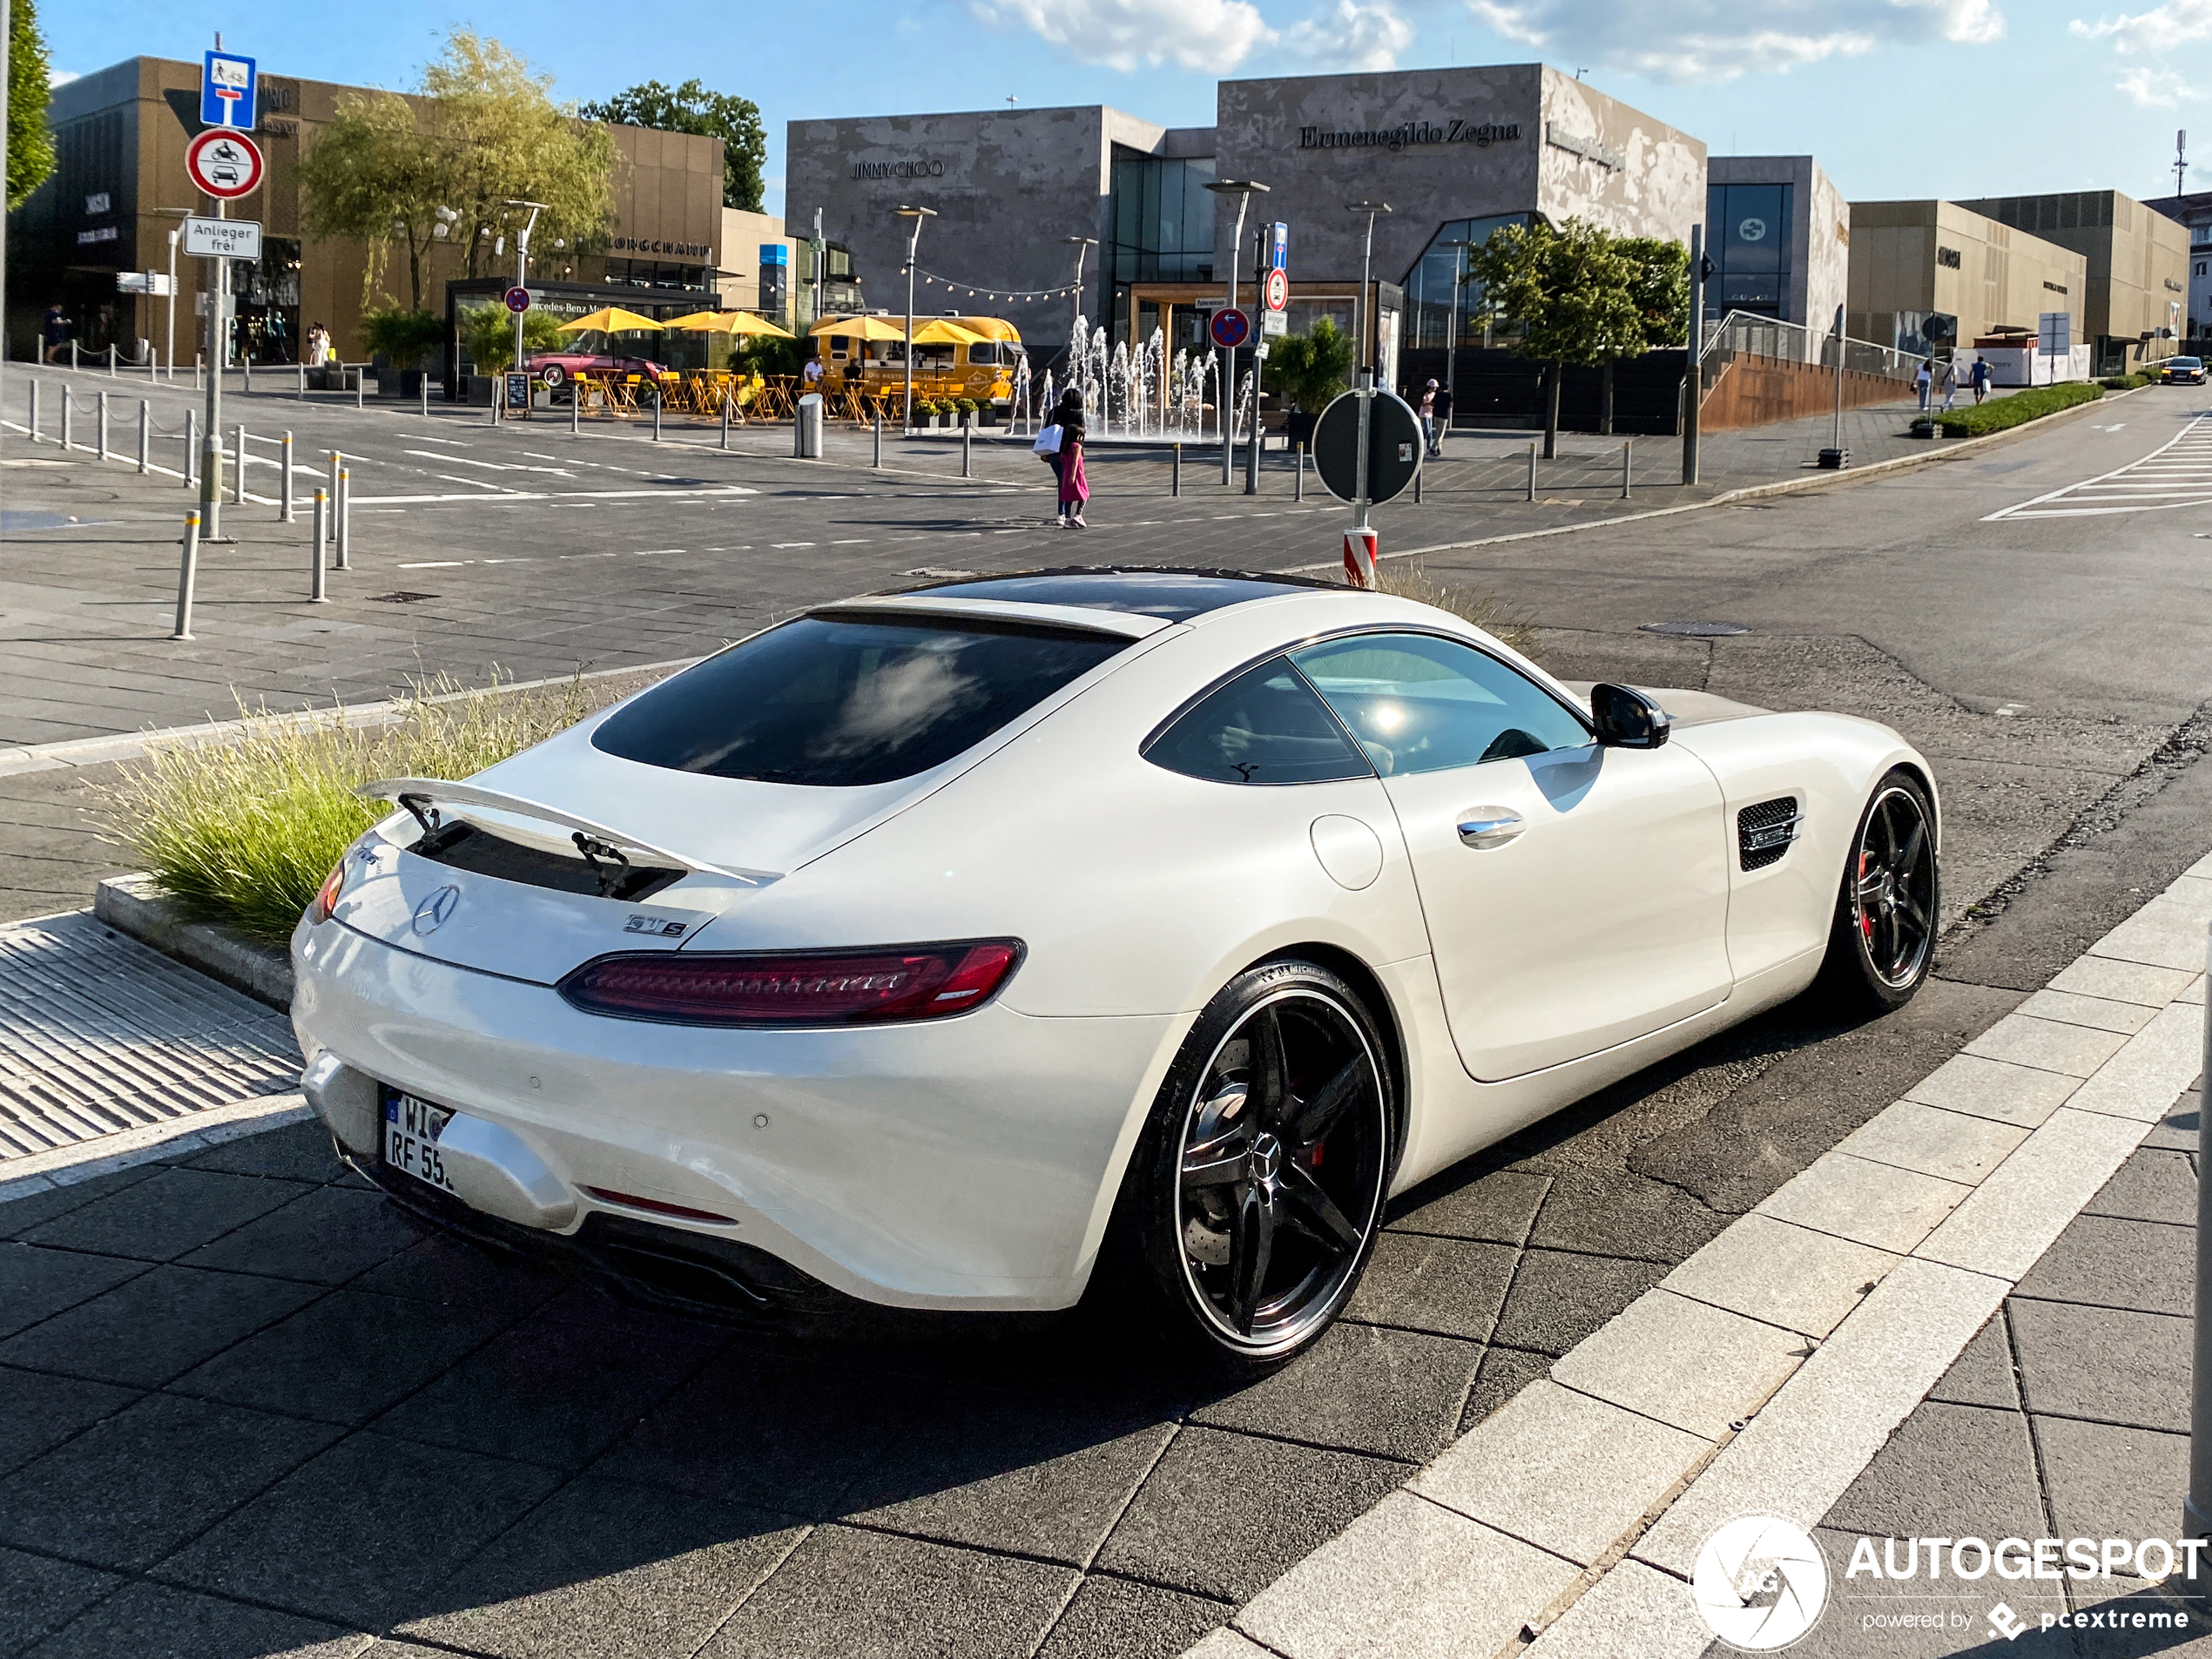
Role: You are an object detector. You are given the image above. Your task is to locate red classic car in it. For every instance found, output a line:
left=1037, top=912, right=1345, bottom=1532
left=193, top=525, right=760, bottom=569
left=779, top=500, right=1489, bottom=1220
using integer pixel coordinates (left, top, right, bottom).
left=523, top=348, right=673, bottom=389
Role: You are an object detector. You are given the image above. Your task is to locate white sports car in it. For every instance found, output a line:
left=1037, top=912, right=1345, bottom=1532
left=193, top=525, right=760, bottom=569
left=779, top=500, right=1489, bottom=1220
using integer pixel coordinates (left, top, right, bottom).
left=292, top=569, right=1939, bottom=1372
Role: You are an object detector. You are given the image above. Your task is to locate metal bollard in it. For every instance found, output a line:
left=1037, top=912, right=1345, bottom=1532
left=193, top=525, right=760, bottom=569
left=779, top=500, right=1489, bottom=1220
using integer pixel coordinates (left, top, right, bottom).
left=172, top=511, right=201, bottom=639
left=327, top=449, right=341, bottom=518
left=311, top=489, right=328, bottom=602
left=420, top=375, right=429, bottom=419
left=62, top=390, right=73, bottom=453
left=108, top=343, right=117, bottom=377
left=185, top=410, right=198, bottom=486
left=1413, top=463, right=1422, bottom=505
left=354, top=370, right=363, bottom=411
left=1527, top=442, right=1537, bottom=502
left=336, top=469, right=351, bottom=570
left=962, top=421, right=972, bottom=478
left=570, top=388, right=579, bottom=436
left=244, top=354, right=253, bottom=394
left=873, top=412, right=882, bottom=468
left=652, top=388, right=662, bottom=441
left=1622, top=440, right=1632, bottom=500
left=98, top=392, right=110, bottom=462
left=489, top=381, right=499, bottom=427
left=138, top=401, right=150, bottom=475
left=298, top=361, right=306, bottom=400
left=1172, top=442, right=1182, bottom=496
left=721, top=389, right=732, bottom=450
left=71, top=340, right=78, bottom=372
left=196, top=353, right=204, bottom=392
left=232, top=424, right=246, bottom=505
left=1295, top=442, right=1305, bottom=502
left=281, top=432, right=294, bottom=522
left=26, top=381, right=36, bottom=444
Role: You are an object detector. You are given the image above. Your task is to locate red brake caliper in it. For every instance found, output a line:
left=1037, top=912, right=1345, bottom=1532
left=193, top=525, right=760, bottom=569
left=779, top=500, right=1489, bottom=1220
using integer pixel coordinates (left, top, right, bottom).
left=1858, top=849, right=1876, bottom=940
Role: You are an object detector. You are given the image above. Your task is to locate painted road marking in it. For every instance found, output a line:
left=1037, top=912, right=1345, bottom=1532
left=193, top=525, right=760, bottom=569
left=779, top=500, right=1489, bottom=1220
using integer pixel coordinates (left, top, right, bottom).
left=1984, top=414, right=2212, bottom=519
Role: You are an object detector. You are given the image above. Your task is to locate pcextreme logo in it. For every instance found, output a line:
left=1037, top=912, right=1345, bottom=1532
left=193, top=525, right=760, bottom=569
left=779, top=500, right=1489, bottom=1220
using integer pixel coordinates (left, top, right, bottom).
left=1692, top=1514, right=1831, bottom=1650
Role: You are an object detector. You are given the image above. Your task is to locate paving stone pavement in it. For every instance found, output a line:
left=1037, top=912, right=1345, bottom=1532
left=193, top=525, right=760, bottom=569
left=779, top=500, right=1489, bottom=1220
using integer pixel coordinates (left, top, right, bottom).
left=1797, top=1080, right=2206, bottom=1658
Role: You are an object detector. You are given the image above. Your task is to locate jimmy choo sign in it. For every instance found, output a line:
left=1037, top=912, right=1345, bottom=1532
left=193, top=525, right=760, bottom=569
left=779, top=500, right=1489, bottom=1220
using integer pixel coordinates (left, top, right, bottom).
left=1298, top=118, right=1521, bottom=152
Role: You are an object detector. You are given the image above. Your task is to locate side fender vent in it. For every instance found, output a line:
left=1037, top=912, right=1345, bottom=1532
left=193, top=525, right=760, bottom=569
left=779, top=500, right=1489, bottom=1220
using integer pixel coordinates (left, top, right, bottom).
left=1738, top=796, right=1803, bottom=871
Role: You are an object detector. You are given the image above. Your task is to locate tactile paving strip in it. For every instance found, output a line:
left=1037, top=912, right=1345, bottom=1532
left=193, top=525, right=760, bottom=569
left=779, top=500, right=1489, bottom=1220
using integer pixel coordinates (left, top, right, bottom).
left=0, top=911, right=300, bottom=1160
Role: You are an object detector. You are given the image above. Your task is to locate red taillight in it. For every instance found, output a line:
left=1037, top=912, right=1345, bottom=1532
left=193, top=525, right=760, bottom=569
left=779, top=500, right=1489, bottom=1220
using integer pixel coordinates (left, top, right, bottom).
left=581, top=1186, right=737, bottom=1224
left=556, top=940, right=1022, bottom=1027
left=312, top=859, right=347, bottom=924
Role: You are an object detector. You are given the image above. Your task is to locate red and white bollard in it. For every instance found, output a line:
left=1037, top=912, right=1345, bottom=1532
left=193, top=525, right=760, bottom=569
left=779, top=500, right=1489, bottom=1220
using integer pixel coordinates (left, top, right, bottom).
left=1343, top=526, right=1378, bottom=589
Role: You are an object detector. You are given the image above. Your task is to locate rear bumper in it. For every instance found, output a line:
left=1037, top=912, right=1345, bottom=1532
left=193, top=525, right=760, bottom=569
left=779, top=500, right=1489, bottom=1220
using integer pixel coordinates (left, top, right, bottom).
left=291, top=916, right=1185, bottom=1312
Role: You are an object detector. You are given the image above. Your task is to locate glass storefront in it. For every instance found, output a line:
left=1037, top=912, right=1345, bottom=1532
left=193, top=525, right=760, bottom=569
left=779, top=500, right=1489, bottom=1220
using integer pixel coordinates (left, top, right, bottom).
left=1401, top=214, right=1534, bottom=350
left=1108, top=148, right=1217, bottom=344
left=1705, top=183, right=1794, bottom=322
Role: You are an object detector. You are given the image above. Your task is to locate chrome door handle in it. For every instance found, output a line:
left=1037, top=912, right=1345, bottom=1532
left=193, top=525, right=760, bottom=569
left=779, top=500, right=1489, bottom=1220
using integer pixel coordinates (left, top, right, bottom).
left=1456, top=809, right=1525, bottom=849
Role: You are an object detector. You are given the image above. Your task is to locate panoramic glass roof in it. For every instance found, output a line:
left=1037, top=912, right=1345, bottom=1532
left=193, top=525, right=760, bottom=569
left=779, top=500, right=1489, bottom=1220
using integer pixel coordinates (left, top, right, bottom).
left=906, top=568, right=1338, bottom=622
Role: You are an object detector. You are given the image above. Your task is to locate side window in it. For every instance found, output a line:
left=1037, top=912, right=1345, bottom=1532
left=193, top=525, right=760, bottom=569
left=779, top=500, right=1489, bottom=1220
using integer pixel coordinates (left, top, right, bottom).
left=1143, top=657, right=1374, bottom=785
left=1291, top=633, right=1590, bottom=777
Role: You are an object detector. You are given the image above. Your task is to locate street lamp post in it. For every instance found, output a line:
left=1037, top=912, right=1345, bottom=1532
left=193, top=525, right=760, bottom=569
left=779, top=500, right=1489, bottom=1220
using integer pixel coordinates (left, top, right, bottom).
left=1205, top=179, right=1268, bottom=486
left=505, top=199, right=548, bottom=395
left=895, top=205, right=937, bottom=432
left=1063, top=235, right=1096, bottom=409
left=1347, top=201, right=1393, bottom=378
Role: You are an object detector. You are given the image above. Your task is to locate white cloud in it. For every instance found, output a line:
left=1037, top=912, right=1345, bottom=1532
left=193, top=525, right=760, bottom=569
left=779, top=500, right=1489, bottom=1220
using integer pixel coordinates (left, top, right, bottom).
left=969, top=0, right=1274, bottom=71
left=2071, top=0, right=2212, bottom=51
left=1287, top=0, right=1415, bottom=70
left=1464, top=0, right=2001, bottom=82
left=2115, top=65, right=2199, bottom=105
left=49, top=68, right=79, bottom=87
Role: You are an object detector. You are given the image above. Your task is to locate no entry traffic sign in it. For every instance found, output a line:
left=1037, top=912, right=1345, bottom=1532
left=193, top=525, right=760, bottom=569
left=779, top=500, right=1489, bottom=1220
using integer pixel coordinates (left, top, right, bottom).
left=1209, top=307, right=1251, bottom=350
left=185, top=129, right=264, bottom=199
left=505, top=287, right=532, bottom=314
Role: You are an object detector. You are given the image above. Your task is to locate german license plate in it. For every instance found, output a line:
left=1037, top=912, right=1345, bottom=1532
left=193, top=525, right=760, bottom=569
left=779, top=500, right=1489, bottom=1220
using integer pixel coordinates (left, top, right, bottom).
left=382, top=1089, right=456, bottom=1195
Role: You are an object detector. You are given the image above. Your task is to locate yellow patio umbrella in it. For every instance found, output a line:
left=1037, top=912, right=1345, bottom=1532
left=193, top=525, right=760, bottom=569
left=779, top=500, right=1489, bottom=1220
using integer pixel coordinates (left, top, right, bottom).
left=910, top=318, right=987, bottom=346
left=662, top=310, right=795, bottom=338
left=556, top=307, right=665, bottom=334
left=809, top=314, right=909, bottom=341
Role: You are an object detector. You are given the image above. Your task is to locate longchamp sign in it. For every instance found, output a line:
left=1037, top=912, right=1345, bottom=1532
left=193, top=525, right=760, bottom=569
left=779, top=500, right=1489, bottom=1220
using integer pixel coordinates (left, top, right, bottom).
left=1297, top=118, right=1521, bottom=152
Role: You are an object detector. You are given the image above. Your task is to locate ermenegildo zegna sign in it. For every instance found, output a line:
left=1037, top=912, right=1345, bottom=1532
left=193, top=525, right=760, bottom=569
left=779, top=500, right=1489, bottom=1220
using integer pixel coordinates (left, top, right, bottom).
left=1297, top=119, right=1522, bottom=152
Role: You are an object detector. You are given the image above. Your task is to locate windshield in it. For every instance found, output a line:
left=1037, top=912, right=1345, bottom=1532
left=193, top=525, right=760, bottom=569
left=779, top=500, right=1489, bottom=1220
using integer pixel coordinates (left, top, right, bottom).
left=2171, top=358, right=2202, bottom=368
left=590, top=612, right=1129, bottom=786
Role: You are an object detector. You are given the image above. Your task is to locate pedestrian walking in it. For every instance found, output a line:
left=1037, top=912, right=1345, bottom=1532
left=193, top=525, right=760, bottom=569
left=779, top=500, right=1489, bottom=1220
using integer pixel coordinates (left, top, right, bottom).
left=1970, top=355, right=1991, bottom=405
left=1914, top=359, right=1932, bottom=410
left=1939, top=358, right=1959, bottom=410
left=43, top=303, right=69, bottom=364
left=1419, top=378, right=1438, bottom=455
left=1057, top=413, right=1089, bottom=529
left=1429, top=381, right=1453, bottom=456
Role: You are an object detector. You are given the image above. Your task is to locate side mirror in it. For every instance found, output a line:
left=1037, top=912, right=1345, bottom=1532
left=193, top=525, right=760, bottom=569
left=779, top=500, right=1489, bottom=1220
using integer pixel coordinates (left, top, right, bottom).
left=1590, top=683, right=1673, bottom=749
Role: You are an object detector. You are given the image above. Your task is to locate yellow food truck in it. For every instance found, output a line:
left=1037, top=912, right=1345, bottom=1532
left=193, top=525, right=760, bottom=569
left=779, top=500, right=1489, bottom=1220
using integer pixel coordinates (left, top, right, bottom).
left=812, top=315, right=1026, bottom=417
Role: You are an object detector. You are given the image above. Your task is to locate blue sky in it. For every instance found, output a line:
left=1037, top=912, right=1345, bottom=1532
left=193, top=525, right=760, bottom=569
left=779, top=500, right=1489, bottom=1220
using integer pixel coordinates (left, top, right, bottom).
left=47, top=0, right=2209, bottom=218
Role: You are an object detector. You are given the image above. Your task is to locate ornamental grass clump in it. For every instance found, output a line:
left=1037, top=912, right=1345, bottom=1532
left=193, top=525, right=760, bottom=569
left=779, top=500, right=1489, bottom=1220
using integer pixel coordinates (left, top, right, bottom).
left=1366, top=563, right=1541, bottom=658
left=94, top=672, right=600, bottom=948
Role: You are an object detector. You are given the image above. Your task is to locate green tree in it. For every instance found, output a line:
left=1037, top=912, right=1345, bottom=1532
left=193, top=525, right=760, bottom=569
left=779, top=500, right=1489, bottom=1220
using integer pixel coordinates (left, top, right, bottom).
left=1466, top=219, right=1646, bottom=457
left=1266, top=315, right=1354, bottom=411
left=459, top=303, right=563, bottom=374
left=295, top=29, right=616, bottom=313
left=7, top=0, right=55, bottom=211
left=582, top=78, right=765, bottom=212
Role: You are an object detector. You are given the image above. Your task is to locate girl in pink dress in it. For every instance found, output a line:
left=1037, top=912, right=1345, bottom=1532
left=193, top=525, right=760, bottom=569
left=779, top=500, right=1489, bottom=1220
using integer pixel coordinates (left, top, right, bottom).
left=1057, top=418, right=1089, bottom=528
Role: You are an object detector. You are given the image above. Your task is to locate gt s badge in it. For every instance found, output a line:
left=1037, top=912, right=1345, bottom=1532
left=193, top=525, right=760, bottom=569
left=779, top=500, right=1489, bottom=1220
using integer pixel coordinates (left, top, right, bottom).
left=624, top=914, right=686, bottom=937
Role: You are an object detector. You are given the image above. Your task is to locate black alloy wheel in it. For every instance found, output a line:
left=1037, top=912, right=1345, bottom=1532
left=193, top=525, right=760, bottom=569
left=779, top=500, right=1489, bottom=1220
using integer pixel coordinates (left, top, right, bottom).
left=1110, top=960, right=1394, bottom=1373
left=1819, top=770, right=1939, bottom=1014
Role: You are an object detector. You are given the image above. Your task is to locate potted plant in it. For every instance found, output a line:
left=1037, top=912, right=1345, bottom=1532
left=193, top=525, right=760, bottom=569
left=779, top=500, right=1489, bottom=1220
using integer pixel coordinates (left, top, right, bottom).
left=956, top=397, right=978, bottom=427
left=1268, top=317, right=1355, bottom=453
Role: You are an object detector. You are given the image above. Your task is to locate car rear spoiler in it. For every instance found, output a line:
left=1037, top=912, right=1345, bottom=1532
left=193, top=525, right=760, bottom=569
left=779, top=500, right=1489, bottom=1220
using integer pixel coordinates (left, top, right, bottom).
left=358, top=778, right=781, bottom=887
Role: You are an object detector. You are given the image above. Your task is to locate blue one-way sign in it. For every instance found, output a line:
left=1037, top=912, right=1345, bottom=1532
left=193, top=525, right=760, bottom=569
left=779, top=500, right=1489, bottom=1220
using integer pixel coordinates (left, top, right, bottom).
left=201, top=51, right=257, bottom=130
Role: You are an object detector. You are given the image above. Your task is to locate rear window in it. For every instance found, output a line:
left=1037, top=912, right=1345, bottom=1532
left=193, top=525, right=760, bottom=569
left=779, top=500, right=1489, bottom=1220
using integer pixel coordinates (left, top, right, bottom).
left=1143, top=657, right=1373, bottom=785
left=592, top=611, right=1127, bottom=786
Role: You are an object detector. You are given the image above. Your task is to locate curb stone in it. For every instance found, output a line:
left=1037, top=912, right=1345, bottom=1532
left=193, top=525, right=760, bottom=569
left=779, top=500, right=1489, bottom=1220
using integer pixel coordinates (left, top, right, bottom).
left=95, top=874, right=293, bottom=1008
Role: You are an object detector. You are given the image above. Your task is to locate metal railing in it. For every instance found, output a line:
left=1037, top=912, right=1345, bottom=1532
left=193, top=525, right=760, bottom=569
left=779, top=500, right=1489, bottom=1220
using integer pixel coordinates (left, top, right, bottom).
left=1697, top=309, right=1930, bottom=387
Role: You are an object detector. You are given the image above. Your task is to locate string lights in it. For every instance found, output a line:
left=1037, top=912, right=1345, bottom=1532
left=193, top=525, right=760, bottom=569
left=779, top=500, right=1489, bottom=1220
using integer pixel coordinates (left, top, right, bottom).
left=914, top=267, right=1082, bottom=304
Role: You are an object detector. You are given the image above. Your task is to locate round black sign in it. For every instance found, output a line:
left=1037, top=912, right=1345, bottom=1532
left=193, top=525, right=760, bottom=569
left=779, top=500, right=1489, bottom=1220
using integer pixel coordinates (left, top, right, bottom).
left=1312, top=390, right=1423, bottom=507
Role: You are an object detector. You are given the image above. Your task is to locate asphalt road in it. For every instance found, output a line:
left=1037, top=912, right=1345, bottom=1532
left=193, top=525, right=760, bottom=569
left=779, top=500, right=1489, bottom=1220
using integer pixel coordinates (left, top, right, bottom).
left=3, top=379, right=2210, bottom=1657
